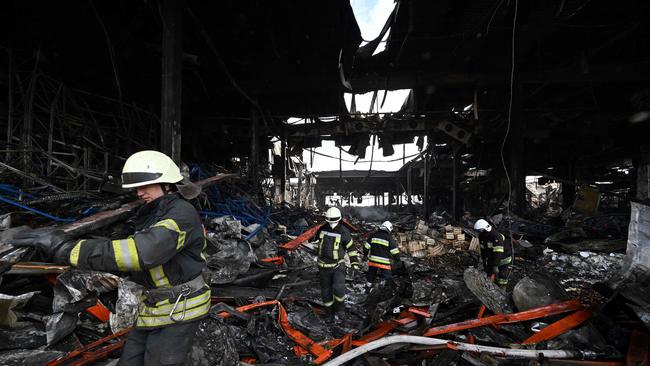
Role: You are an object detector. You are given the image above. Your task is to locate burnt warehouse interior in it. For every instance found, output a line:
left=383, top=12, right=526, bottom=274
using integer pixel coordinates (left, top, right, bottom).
left=1, top=1, right=650, bottom=365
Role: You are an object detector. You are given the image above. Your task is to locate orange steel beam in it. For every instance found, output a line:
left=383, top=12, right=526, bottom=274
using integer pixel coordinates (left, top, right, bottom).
left=217, top=300, right=279, bottom=318
left=423, top=300, right=582, bottom=337
left=45, top=328, right=131, bottom=366
left=260, top=256, right=284, bottom=265
left=408, top=307, right=433, bottom=318
left=69, top=340, right=126, bottom=366
left=521, top=307, right=595, bottom=344
left=351, top=321, right=399, bottom=347
left=278, top=223, right=325, bottom=250
left=626, top=330, right=649, bottom=366
left=278, top=303, right=332, bottom=364
left=341, top=218, right=359, bottom=232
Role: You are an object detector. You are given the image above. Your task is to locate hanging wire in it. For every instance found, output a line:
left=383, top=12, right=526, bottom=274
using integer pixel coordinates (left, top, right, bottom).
left=500, top=0, right=519, bottom=284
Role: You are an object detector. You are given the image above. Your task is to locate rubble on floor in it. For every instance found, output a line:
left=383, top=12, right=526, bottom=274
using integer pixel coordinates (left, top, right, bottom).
left=0, top=170, right=648, bottom=365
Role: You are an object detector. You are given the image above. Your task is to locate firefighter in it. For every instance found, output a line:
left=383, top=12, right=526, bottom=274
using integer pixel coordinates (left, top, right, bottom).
left=473, top=219, right=513, bottom=289
left=11, top=150, right=209, bottom=366
left=314, top=207, right=360, bottom=322
left=363, top=221, right=400, bottom=293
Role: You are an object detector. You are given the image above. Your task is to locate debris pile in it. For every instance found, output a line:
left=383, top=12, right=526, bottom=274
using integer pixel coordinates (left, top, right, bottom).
left=0, top=170, right=648, bottom=365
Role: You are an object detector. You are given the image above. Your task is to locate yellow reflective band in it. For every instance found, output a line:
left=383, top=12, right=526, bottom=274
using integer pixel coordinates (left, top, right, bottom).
left=390, top=248, right=400, bottom=255
left=154, top=219, right=186, bottom=250
left=371, top=238, right=390, bottom=246
left=500, top=234, right=506, bottom=241
left=487, top=243, right=493, bottom=248
left=136, top=296, right=210, bottom=328
left=497, top=278, right=508, bottom=285
left=369, top=255, right=390, bottom=264
left=492, top=246, right=505, bottom=253
left=69, top=240, right=85, bottom=267
left=145, top=291, right=211, bottom=315
left=348, top=250, right=359, bottom=257
left=200, top=238, right=207, bottom=261
left=317, top=260, right=345, bottom=268
left=364, top=242, right=371, bottom=249
left=333, top=294, right=345, bottom=302
left=499, top=257, right=513, bottom=265
left=333, top=236, right=341, bottom=261
left=323, top=300, right=334, bottom=307
left=112, top=238, right=141, bottom=271
left=149, top=265, right=171, bottom=288
left=345, top=239, right=354, bottom=249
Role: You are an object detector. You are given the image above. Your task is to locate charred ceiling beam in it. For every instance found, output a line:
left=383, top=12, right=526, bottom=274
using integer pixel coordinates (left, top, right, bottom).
left=349, top=63, right=650, bottom=93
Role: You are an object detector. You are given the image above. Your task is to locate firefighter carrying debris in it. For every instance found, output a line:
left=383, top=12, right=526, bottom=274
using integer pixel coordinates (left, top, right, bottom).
left=312, top=207, right=360, bottom=322
left=474, top=218, right=513, bottom=289
left=11, top=150, right=209, bottom=366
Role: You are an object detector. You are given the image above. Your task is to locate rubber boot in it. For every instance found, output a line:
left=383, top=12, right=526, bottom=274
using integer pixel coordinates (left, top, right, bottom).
left=324, top=306, right=335, bottom=324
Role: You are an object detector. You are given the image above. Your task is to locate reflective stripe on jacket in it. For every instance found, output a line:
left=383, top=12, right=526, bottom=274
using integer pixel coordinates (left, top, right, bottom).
left=315, top=224, right=359, bottom=268
left=478, top=229, right=513, bottom=268
left=363, top=229, right=399, bottom=269
left=68, top=193, right=210, bottom=328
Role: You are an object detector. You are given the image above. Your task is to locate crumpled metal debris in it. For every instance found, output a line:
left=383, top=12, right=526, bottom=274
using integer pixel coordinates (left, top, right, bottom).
left=0, top=291, right=39, bottom=327
left=44, top=311, right=77, bottom=345
left=0, top=349, right=64, bottom=365
left=52, top=270, right=120, bottom=313
left=110, top=279, right=142, bottom=333
left=206, top=236, right=256, bottom=284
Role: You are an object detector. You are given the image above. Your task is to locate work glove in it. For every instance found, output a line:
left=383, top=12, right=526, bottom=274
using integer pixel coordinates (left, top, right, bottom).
left=10, top=227, right=70, bottom=259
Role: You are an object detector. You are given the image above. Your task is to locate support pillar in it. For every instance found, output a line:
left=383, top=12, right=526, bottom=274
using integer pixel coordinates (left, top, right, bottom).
left=250, top=107, right=259, bottom=181
left=6, top=49, right=13, bottom=164
left=452, top=147, right=459, bottom=222
left=407, top=166, right=413, bottom=207
left=161, top=0, right=183, bottom=162
left=637, top=145, right=650, bottom=200
left=423, top=154, right=430, bottom=218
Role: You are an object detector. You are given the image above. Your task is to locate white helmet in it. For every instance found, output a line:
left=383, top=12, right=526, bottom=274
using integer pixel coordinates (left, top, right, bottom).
left=121, top=150, right=183, bottom=189
left=325, top=207, right=342, bottom=228
left=380, top=221, right=393, bottom=232
left=474, top=219, right=492, bottom=232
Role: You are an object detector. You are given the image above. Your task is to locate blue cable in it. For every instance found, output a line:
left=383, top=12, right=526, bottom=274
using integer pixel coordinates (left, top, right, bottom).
left=0, top=195, right=76, bottom=222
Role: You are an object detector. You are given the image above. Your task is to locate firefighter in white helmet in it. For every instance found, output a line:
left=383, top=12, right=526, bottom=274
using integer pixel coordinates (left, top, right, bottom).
left=12, top=150, right=209, bottom=365
left=474, top=219, right=513, bottom=289
left=362, top=220, right=400, bottom=293
left=309, top=207, right=360, bottom=322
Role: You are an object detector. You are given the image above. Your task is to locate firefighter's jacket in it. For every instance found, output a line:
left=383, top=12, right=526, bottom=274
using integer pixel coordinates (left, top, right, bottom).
left=478, top=229, right=513, bottom=268
left=363, top=229, right=400, bottom=270
left=65, top=193, right=210, bottom=328
left=315, top=224, right=359, bottom=268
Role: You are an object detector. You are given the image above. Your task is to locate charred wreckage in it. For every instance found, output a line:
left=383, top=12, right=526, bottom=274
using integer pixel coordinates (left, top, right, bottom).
left=1, top=0, right=650, bottom=365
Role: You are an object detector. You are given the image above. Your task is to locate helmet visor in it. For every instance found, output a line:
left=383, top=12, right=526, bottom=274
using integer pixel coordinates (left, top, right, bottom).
left=122, top=172, right=163, bottom=186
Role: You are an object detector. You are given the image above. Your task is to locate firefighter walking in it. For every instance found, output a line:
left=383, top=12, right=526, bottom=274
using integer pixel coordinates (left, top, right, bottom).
left=314, top=207, right=360, bottom=322
left=363, top=221, right=400, bottom=292
left=474, top=219, right=513, bottom=289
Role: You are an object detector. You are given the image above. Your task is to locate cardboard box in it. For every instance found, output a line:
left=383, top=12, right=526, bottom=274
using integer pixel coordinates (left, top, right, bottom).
left=453, top=227, right=462, bottom=235
left=415, top=220, right=429, bottom=235
left=455, top=233, right=465, bottom=241
left=445, top=225, right=453, bottom=232
left=445, top=232, right=455, bottom=240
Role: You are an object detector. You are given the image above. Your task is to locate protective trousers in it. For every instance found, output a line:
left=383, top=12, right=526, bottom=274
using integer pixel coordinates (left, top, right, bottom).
left=319, top=265, right=346, bottom=315
left=118, top=319, right=200, bottom=365
left=496, top=264, right=511, bottom=287
left=366, top=266, right=392, bottom=283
